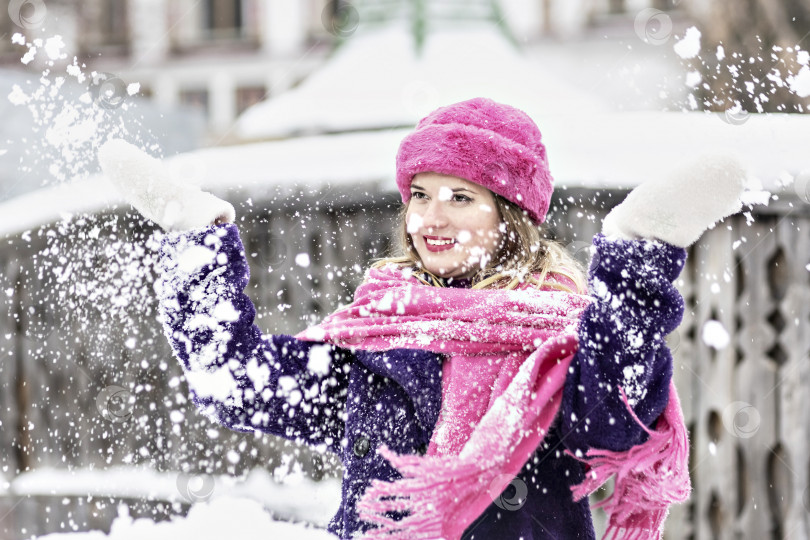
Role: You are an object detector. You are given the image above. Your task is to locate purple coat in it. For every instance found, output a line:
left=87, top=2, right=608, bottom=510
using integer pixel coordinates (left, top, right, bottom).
left=156, top=224, right=686, bottom=539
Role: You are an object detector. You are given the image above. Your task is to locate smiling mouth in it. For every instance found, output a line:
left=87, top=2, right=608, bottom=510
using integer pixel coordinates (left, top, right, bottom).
left=423, top=236, right=456, bottom=252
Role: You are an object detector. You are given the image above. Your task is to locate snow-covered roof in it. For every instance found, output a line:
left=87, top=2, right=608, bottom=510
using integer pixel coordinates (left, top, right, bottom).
left=2, top=110, right=808, bottom=238
left=235, top=23, right=611, bottom=139
left=0, top=129, right=406, bottom=237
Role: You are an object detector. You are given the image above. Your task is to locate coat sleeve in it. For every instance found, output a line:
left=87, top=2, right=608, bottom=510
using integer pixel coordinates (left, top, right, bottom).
left=560, top=233, right=686, bottom=454
left=155, top=223, right=350, bottom=452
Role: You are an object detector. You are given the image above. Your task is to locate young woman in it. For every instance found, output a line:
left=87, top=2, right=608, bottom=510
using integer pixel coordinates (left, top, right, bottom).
left=99, top=97, right=745, bottom=539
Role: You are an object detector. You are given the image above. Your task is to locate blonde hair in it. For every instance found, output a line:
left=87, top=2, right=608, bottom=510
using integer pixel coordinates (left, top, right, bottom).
left=373, top=194, right=587, bottom=293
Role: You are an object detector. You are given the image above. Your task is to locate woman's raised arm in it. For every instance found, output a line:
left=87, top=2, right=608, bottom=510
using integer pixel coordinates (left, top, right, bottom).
left=561, top=154, right=747, bottom=454
left=156, top=224, right=351, bottom=451
left=560, top=233, right=685, bottom=454
left=98, top=140, right=351, bottom=453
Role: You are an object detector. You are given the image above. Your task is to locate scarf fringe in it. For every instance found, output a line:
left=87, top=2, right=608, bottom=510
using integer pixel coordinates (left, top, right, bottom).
left=568, top=384, right=691, bottom=539
left=357, top=445, right=498, bottom=540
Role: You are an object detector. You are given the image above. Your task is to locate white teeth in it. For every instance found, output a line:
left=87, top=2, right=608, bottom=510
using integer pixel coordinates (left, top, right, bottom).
left=426, top=238, right=454, bottom=246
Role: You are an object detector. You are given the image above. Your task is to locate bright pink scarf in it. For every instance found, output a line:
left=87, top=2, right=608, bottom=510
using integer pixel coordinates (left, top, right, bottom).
left=297, top=264, right=690, bottom=539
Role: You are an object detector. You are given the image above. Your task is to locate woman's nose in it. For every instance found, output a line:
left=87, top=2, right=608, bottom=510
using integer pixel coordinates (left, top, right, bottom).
left=422, top=201, right=449, bottom=230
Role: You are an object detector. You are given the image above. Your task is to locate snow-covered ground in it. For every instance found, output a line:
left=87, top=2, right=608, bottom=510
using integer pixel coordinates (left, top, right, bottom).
left=36, top=496, right=336, bottom=540
left=4, top=466, right=341, bottom=539
left=6, top=466, right=340, bottom=524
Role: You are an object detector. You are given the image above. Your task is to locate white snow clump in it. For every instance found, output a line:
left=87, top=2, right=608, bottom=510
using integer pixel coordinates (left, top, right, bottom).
left=307, top=345, right=332, bottom=376
left=788, top=66, right=810, bottom=98
left=674, top=27, right=701, bottom=59
left=701, top=320, right=730, bottom=350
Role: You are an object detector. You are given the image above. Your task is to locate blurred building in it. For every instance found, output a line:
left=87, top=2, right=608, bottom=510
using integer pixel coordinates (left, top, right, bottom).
left=1, top=0, right=688, bottom=141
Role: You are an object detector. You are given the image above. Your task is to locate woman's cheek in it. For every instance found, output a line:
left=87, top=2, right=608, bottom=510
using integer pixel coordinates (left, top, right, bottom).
left=473, top=228, right=498, bottom=245
left=406, top=212, right=424, bottom=233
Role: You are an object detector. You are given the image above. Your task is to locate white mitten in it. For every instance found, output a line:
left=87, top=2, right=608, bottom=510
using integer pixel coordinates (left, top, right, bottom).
left=98, top=139, right=235, bottom=231
left=602, top=154, right=747, bottom=247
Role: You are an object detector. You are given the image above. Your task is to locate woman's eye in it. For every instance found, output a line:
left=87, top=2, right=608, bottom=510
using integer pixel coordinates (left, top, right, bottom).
left=411, top=191, right=427, bottom=199
left=453, top=194, right=472, bottom=203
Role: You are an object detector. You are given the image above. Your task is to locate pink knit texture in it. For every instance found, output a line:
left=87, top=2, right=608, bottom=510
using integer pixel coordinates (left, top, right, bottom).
left=395, top=98, right=554, bottom=223
left=298, top=264, right=692, bottom=539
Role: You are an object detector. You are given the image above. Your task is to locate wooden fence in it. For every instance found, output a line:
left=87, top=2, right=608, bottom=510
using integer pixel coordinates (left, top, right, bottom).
left=0, top=184, right=808, bottom=539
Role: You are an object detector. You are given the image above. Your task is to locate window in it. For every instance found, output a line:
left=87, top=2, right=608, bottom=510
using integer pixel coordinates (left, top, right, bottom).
left=171, top=0, right=258, bottom=53
left=76, top=0, right=129, bottom=56
left=100, top=0, right=129, bottom=47
left=236, top=85, right=266, bottom=116
left=204, top=0, right=243, bottom=41
left=608, top=0, right=625, bottom=14
left=652, top=0, right=679, bottom=10
left=179, top=88, right=210, bottom=117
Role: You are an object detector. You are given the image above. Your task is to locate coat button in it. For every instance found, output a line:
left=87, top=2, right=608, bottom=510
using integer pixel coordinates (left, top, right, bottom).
left=353, top=436, right=370, bottom=458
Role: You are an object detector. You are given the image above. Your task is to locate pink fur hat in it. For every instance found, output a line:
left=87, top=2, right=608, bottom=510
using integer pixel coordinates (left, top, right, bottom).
left=395, top=97, right=554, bottom=223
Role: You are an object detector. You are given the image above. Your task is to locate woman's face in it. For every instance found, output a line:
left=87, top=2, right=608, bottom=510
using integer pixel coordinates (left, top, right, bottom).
left=405, top=172, right=502, bottom=279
